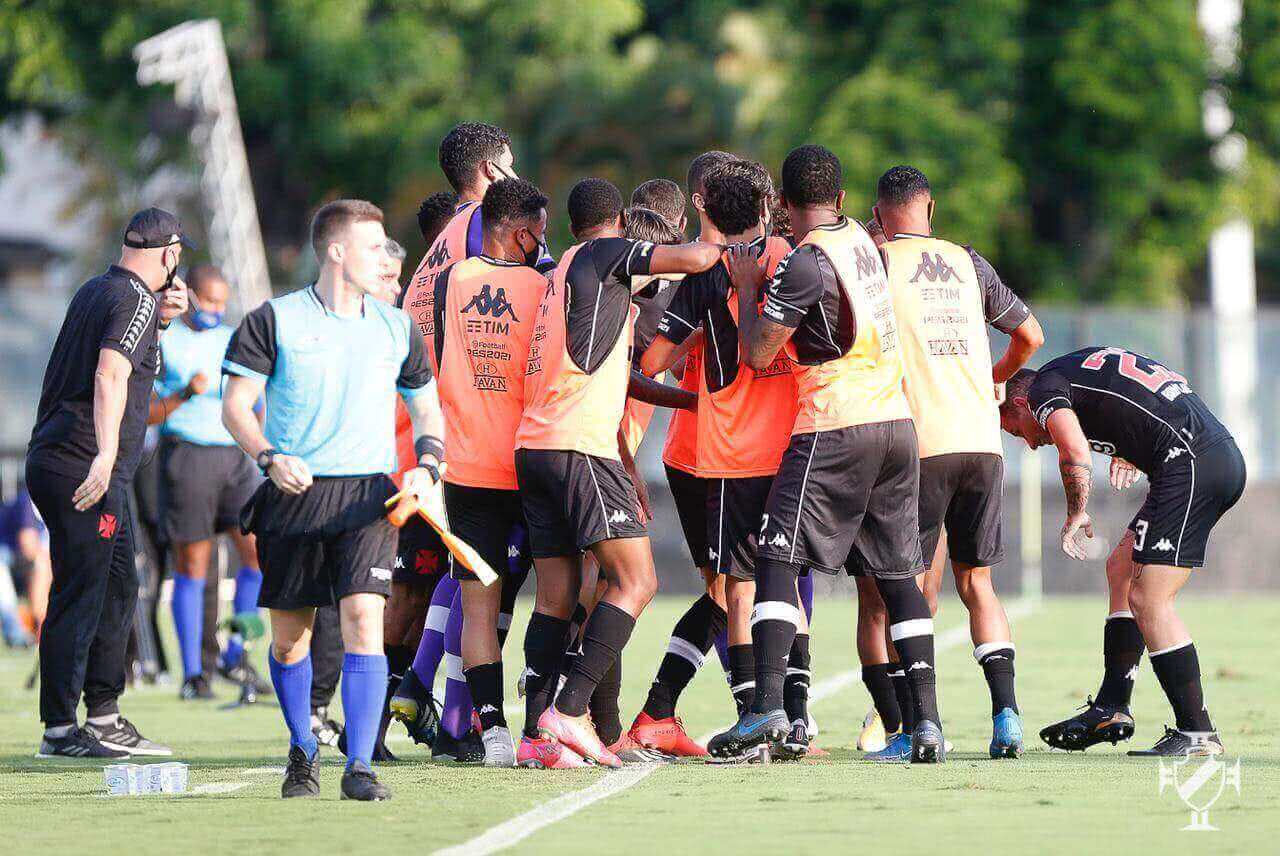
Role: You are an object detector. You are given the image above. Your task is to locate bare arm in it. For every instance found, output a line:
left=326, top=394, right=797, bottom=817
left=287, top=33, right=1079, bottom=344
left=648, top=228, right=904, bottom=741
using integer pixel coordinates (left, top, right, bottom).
left=223, top=373, right=312, bottom=495
left=649, top=242, right=721, bottom=276
left=1046, top=408, right=1096, bottom=558
left=640, top=335, right=681, bottom=378
left=726, top=243, right=795, bottom=370
left=628, top=369, right=696, bottom=410
left=992, top=313, right=1044, bottom=383
left=73, top=349, right=131, bottom=511
left=403, top=379, right=445, bottom=492
left=618, top=426, right=652, bottom=522
left=147, top=372, right=208, bottom=426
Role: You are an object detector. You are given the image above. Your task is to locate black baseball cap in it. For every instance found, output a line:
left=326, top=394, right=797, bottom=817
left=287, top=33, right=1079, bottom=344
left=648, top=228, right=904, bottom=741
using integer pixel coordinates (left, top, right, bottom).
left=123, top=207, right=197, bottom=250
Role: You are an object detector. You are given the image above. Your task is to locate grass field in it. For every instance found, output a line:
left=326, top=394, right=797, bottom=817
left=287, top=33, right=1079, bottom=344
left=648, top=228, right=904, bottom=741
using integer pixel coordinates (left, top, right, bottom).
left=0, top=595, right=1275, bottom=854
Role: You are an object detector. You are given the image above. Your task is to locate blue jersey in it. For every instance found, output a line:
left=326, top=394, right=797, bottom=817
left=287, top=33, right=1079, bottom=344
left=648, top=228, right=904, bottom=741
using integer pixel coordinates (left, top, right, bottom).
left=155, top=320, right=237, bottom=446
left=222, top=286, right=433, bottom=476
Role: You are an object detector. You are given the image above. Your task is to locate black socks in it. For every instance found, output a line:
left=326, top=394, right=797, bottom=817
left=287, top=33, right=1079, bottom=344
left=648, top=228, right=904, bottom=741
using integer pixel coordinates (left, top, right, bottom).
left=590, top=655, right=623, bottom=746
left=1096, top=612, right=1145, bottom=710
left=558, top=602, right=636, bottom=718
left=642, top=593, right=727, bottom=720
left=465, top=661, right=506, bottom=730
left=784, top=633, right=811, bottom=725
left=1150, top=641, right=1212, bottom=732
left=728, top=644, right=755, bottom=716
left=522, top=612, right=570, bottom=737
left=748, top=559, right=801, bottom=715
left=975, top=643, right=1018, bottom=716
left=862, top=663, right=902, bottom=733
left=876, top=576, right=939, bottom=727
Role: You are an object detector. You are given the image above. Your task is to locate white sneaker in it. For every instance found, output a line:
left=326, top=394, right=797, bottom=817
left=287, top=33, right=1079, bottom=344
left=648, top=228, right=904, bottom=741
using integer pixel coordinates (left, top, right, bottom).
left=481, top=726, right=516, bottom=768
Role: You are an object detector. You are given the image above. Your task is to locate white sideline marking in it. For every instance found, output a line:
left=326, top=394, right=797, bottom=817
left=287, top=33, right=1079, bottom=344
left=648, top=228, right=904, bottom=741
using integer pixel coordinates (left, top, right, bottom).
left=433, top=599, right=1037, bottom=855
left=241, top=766, right=286, bottom=775
left=191, top=782, right=252, bottom=795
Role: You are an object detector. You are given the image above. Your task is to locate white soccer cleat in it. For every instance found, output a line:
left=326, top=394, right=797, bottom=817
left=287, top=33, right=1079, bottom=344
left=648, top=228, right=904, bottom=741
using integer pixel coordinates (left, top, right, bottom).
left=482, top=726, right=517, bottom=768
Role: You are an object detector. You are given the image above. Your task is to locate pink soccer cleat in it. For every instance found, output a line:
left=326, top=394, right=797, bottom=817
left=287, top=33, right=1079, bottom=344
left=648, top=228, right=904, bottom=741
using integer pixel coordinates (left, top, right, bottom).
left=516, top=734, right=590, bottom=769
left=537, top=707, right=623, bottom=769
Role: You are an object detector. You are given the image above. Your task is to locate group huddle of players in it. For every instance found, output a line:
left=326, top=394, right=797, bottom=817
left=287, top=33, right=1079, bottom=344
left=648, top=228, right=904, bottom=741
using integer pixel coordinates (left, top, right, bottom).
left=365, top=121, right=1245, bottom=771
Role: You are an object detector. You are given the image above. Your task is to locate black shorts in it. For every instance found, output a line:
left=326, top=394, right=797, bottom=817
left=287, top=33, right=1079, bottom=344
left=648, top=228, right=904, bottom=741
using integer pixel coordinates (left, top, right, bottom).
left=1128, top=438, right=1246, bottom=569
left=665, top=465, right=710, bottom=569
left=515, top=449, right=647, bottom=558
left=707, top=475, right=773, bottom=580
left=393, top=513, right=448, bottom=587
left=246, top=475, right=398, bottom=610
left=444, top=482, right=525, bottom=582
left=159, top=439, right=260, bottom=544
left=918, top=453, right=1004, bottom=568
left=760, top=420, right=924, bottom=579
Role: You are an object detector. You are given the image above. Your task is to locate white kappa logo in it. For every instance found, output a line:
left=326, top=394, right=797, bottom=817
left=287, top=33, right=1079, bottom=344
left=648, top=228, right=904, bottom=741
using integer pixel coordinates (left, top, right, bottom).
left=767, top=533, right=789, bottom=549
left=608, top=510, right=629, bottom=525
left=1152, top=538, right=1175, bottom=552
left=1165, top=447, right=1187, bottom=463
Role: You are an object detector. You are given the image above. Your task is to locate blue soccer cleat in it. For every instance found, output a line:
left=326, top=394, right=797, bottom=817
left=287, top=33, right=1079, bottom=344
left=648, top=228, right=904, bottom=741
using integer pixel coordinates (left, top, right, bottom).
left=707, top=709, right=789, bottom=761
left=865, top=730, right=911, bottom=762
left=990, top=707, right=1024, bottom=759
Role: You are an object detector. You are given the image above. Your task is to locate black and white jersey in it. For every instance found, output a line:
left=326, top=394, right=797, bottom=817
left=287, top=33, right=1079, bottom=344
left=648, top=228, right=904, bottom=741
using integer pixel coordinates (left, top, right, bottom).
left=1027, top=346, right=1232, bottom=473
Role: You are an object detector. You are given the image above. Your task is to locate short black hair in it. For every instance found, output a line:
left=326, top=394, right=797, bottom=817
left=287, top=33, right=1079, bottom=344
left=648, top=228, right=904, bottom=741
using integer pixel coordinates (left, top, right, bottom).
left=1000, top=368, right=1039, bottom=418
left=186, top=263, right=226, bottom=297
left=687, top=150, right=736, bottom=196
left=630, top=179, right=686, bottom=227
left=567, top=177, right=623, bottom=235
left=416, top=191, right=457, bottom=243
left=703, top=159, right=773, bottom=236
left=438, top=122, right=512, bottom=193
left=624, top=207, right=683, bottom=245
left=482, top=178, right=549, bottom=231
left=877, top=165, right=931, bottom=207
left=780, top=144, right=842, bottom=207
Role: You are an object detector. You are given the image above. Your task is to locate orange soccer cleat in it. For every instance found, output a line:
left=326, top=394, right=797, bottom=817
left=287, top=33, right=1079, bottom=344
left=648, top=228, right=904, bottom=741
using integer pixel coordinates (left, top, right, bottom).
left=628, top=712, right=709, bottom=758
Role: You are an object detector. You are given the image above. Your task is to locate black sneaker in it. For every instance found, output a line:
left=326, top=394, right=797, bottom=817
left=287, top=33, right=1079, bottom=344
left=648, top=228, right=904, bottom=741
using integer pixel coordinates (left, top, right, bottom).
left=707, top=709, right=789, bottom=761
left=312, top=707, right=342, bottom=748
left=911, top=719, right=946, bottom=764
left=179, top=675, right=215, bottom=701
left=432, top=727, right=484, bottom=763
left=282, top=744, right=321, bottom=798
left=341, top=759, right=391, bottom=801
left=1040, top=696, right=1135, bottom=751
left=775, top=719, right=811, bottom=761
left=1128, top=726, right=1224, bottom=758
left=218, top=659, right=272, bottom=695
left=389, top=671, right=440, bottom=747
left=36, top=726, right=130, bottom=759
left=85, top=717, right=172, bottom=756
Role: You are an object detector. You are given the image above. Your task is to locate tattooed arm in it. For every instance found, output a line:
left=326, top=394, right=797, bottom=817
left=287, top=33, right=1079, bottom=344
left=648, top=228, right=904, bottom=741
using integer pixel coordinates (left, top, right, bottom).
left=1046, top=408, right=1097, bottom=560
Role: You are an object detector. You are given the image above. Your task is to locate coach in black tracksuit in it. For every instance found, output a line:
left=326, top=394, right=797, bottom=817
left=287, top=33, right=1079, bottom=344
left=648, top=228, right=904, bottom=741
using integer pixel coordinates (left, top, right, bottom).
left=26, top=208, right=192, bottom=759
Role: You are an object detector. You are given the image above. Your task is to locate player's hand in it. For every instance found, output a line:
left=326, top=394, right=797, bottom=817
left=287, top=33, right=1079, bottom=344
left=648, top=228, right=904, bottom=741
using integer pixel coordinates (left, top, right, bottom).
left=401, top=464, right=443, bottom=506
left=186, top=371, right=210, bottom=398
left=268, top=454, right=313, bottom=495
left=1109, top=457, right=1140, bottom=491
left=1061, top=511, right=1095, bottom=560
left=725, top=242, right=765, bottom=297
left=159, top=276, right=189, bottom=322
left=994, top=381, right=1006, bottom=406
left=73, top=453, right=114, bottom=511
left=632, top=470, right=653, bottom=524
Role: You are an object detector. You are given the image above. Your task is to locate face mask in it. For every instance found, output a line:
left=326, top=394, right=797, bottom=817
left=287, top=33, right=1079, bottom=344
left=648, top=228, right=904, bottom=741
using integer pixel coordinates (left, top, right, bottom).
left=190, top=308, right=224, bottom=331
left=519, top=232, right=543, bottom=267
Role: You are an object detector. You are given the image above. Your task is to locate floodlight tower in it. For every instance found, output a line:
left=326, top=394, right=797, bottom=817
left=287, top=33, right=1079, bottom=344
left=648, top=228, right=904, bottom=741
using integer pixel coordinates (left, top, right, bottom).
left=1199, top=0, right=1258, bottom=467
left=134, top=19, right=271, bottom=315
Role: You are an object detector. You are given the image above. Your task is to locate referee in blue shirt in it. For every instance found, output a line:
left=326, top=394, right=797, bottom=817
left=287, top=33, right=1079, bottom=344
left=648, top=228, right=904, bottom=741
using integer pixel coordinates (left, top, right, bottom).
left=153, top=264, right=266, bottom=701
left=222, top=199, right=443, bottom=801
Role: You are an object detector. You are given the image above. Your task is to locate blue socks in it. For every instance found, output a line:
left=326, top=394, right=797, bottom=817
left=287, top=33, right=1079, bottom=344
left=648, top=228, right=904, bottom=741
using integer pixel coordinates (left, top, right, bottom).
left=341, top=653, right=388, bottom=770
left=171, top=575, right=205, bottom=680
left=222, top=566, right=263, bottom=668
left=269, top=652, right=318, bottom=759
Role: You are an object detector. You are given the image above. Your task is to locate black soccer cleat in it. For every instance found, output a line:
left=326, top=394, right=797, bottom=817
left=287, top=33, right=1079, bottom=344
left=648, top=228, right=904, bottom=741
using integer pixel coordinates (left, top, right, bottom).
left=774, top=719, right=811, bottom=761
left=85, top=716, right=172, bottom=756
left=218, top=659, right=272, bottom=695
left=707, top=709, right=789, bottom=761
left=179, top=675, right=216, bottom=701
left=282, top=744, right=321, bottom=798
left=911, top=719, right=946, bottom=764
left=1127, top=726, right=1223, bottom=758
left=341, top=760, right=392, bottom=801
left=432, top=727, right=484, bottom=763
left=1040, top=697, right=1135, bottom=752
left=389, top=671, right=441, bottom=747
left=36, top=726, right=130, bottom=760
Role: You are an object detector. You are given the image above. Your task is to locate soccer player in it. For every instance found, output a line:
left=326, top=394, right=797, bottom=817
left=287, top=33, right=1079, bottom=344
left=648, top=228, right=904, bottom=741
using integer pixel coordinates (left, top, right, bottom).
left=428, top=177, right=551, bottom=766
left=418, top=191, right=459, bottom=248
left=222, top=199, right=443, bottom=800
left=860, top=166, right=1044, bottom=760
left=634, top=159, right=798, bottom=758
left=152, top=264, right=267, bottom=702
left=392, top=123, right=533, bottom=755
left=1000, top=349, right=1245, bottom=756
left=27, top=207, right=189, bottom=759
left=708, top=145, right=943, bottom=764
left=514, top=178, right=720, bottom=768
left=631, top=178, right=688, bottom=234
